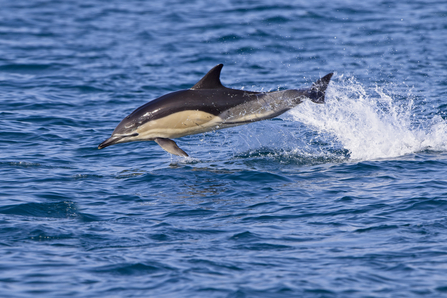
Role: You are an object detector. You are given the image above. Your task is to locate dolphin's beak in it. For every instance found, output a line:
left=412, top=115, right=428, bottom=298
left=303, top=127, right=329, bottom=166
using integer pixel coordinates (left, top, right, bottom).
left=98, top=136, right=120, bottom=149
left=98, top=133, right=139, bottom=149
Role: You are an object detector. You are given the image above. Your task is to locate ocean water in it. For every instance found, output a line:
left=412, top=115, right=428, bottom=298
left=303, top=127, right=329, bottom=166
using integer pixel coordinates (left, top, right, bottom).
left=1, top=0, right=447, bottom=297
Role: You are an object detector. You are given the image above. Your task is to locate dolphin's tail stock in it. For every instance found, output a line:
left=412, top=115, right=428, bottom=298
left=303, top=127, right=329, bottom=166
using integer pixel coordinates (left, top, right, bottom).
left=306, top=73, right=334, bottom=104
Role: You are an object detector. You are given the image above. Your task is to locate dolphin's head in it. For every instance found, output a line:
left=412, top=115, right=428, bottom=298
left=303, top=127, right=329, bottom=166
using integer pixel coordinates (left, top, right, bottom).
left=98, top=114, right=142, bottom=149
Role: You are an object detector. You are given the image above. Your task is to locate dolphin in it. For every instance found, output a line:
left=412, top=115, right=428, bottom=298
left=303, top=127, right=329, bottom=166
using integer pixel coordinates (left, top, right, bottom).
left=98, top=64, right=333, bottom=156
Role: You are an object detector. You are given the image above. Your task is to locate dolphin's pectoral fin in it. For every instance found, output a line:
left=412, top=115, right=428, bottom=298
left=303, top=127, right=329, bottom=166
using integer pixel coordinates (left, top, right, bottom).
left=154, top=138, right=189, bottom=157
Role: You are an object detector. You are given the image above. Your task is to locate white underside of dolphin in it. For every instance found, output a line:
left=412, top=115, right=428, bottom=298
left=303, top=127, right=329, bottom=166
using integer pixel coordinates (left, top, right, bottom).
left=99, top=64, right=333, bottom=157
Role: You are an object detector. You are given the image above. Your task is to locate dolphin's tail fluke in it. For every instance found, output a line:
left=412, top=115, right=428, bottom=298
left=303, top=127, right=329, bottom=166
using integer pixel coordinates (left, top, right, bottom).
left=307, top=73, right=333, bottom=104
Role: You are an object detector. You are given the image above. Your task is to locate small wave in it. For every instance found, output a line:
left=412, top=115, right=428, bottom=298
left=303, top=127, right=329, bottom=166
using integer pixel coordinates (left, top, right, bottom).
left=290, top=75, right=447, bottom=160
left=0, top=63, right=70, bottom=74
left=92, top=262, right=173, bottom=276
left=0, top=201, right=78, bottom=219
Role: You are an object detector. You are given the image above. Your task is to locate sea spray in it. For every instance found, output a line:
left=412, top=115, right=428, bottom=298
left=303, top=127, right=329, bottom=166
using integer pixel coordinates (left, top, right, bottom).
left=229, top=110, right=349, bottom=165
left=290, top=75, right=447, bottom=160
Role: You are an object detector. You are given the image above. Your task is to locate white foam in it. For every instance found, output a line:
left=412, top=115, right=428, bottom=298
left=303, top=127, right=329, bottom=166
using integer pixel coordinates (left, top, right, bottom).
left=290, top=75, right=447, bottom=160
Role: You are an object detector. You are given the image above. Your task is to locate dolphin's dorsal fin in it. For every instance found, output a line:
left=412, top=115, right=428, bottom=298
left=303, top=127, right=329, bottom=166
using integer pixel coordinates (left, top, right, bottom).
left=191, top=64, right=225, bottom=90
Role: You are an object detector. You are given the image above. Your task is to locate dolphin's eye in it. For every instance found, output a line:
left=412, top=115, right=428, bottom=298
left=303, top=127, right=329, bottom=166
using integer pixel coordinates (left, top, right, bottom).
left=128, top=133, right=139, bottom=137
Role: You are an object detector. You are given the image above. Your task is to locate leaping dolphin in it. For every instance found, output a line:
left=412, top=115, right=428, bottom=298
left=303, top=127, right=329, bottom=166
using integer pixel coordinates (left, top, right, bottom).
left=98, top=64, right=333, bottom=157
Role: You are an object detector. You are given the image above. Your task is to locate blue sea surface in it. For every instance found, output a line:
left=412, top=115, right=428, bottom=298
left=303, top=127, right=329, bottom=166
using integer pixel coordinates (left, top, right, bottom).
left=1, top=0, right=447, bottom=297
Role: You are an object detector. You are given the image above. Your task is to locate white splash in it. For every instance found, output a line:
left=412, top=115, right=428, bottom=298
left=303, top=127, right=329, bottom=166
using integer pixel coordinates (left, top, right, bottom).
left=290, top=75, right=447, bottom=160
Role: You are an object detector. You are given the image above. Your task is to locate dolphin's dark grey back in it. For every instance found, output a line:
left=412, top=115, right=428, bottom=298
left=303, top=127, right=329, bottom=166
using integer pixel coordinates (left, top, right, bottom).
left=130, top=89, right=258, bottom=119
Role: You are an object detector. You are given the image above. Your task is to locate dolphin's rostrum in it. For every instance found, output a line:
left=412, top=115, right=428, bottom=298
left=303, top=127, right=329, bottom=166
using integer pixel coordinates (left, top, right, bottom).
left=98, top=64, right=333, bottom=156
